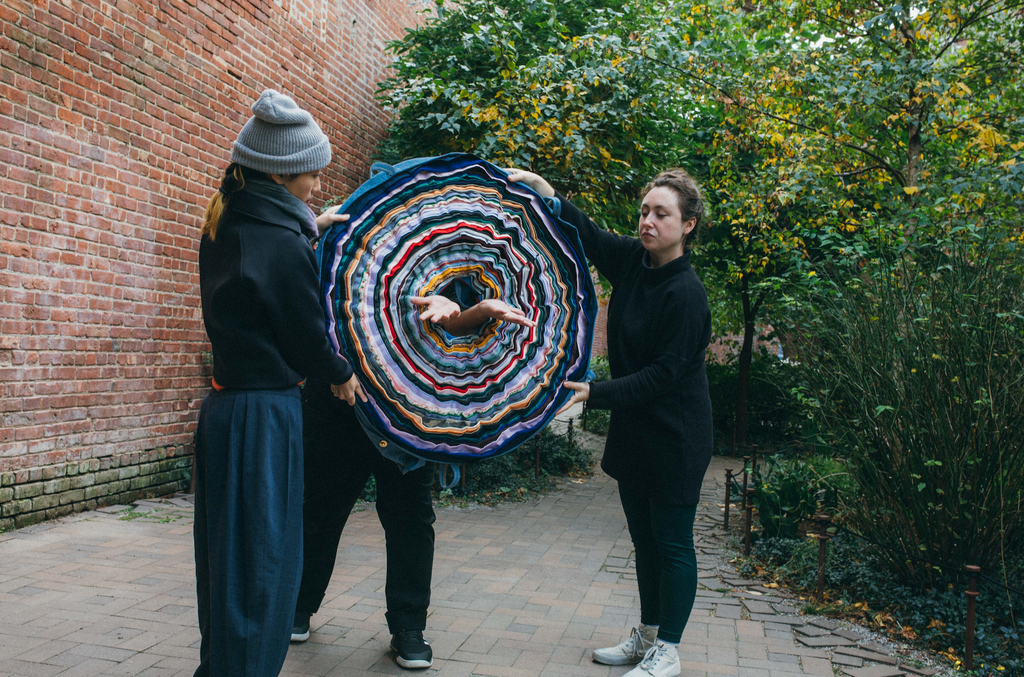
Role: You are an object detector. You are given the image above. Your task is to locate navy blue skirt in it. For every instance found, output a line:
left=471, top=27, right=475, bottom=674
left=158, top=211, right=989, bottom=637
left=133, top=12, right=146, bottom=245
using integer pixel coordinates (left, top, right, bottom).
left=193, top=386, right=303, bottom=677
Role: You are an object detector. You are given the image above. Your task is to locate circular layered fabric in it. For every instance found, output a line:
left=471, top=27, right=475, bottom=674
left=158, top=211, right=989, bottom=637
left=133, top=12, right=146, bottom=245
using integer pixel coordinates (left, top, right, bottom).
left=317, top=154, right=597, bottom=463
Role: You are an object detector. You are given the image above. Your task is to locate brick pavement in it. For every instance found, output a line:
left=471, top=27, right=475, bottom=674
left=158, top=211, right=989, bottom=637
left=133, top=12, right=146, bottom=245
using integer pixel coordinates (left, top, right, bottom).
left=0, top=431, right=944, bottom=677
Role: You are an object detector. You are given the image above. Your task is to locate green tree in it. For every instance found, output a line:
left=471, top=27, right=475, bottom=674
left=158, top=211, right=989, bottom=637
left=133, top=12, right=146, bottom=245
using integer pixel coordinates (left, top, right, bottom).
left=375, top=0, right=689, bottom=227
left=645, top=0, right=1024, bottom=446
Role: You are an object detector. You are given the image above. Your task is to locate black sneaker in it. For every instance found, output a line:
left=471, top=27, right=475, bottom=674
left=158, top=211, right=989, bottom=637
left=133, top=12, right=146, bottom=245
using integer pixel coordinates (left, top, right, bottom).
left=291, top=611, right=310, bottom=642
left=391, top=629, right=433, bottom=669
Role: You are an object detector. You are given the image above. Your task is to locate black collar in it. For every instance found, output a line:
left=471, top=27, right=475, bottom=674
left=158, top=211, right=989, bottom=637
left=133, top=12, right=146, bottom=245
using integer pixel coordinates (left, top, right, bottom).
left=225, top=191, right=303, bottom=235
left=641, top=250, right=690, bottom=282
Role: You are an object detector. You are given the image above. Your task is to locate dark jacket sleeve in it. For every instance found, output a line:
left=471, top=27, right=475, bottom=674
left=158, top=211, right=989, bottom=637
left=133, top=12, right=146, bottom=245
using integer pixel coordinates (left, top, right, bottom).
left=588, top=283, right=710, bottom=409
left=257, top=227, right=354, bottom=385
left=556, top=193, right=641, bottom=287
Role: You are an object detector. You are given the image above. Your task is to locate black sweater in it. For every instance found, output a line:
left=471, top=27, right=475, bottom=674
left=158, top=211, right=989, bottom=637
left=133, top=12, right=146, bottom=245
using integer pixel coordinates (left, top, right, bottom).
left=199, top=190, right=353, bottom=390
left=558, top=196, right=713, bottom=505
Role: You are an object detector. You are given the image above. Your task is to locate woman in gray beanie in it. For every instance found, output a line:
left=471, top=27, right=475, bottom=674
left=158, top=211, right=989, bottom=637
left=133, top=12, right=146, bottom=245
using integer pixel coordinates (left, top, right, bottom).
left=193, top=89, right=362, bottom=677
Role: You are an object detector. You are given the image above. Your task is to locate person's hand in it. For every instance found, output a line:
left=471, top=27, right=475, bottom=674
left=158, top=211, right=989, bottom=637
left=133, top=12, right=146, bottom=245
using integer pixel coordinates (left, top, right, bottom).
left=477, top=299, right=537, bottom=328
left=410, top=295, right=462, bottom=324
left=505, top=168, right=556, bottom=198
left=331, top=374, right=366, bottom=406
left=316, top=205, right=349, bottom=234
left=556, top=380, right=590, bottom=415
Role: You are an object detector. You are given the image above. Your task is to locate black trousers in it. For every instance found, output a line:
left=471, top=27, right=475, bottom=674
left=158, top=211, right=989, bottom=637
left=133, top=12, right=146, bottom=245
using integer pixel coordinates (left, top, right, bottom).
left=618, top=481, right=698, bottom=644
left=295, top=381, right=436, bottom=633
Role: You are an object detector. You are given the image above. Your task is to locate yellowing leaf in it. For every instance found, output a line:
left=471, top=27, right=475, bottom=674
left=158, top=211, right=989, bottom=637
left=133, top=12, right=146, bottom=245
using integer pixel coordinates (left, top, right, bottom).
left=903, top=186, right=919, bottom=195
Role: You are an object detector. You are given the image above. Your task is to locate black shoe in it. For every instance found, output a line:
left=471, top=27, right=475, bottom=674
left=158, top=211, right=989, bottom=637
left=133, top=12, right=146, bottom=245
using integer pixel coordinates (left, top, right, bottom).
left=291, top=611, right=311, bottom=642
left=391, top=629, right=433, bottom=669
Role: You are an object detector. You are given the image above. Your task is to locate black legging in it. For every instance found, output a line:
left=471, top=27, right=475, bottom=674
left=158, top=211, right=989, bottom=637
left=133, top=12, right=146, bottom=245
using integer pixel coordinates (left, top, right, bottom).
left=618, top=481, right=698, bottom=644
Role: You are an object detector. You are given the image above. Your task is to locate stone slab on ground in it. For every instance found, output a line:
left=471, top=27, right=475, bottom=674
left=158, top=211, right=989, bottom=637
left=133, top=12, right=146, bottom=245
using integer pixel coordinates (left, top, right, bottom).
left=808, top=618, right=840, bottom=631
left=833, top=654, right=866, bottom=667
left=842, top=665, right=906, bottom=677
left=751, top=613, right=806, bottom=625
left=835, top=647, right=901, bottom=665
left=742, top=599, right=776, bottom=615
left=796, top=635, right=857, bottom=647
left=835, top=628, right=864, bottom=641
left=861, top=642, right=896, bottom=655
left=794, top=626, right=830, bottom=637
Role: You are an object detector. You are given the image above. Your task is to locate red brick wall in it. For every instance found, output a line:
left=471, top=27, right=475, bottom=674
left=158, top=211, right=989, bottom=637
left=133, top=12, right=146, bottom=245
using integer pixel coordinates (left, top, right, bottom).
left=0, top=0, right=427, bottom=528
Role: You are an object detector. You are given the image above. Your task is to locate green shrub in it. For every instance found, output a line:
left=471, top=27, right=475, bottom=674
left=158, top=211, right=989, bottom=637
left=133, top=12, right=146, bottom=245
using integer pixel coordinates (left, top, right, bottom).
left=752, top=454, right=854, bottom=539
left=801, top=237, right=1024, bottom=584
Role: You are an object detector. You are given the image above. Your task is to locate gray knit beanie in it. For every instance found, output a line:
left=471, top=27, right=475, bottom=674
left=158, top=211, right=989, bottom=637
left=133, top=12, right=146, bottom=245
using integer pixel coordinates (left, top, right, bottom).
left=231, top=89, right=331, bottom=174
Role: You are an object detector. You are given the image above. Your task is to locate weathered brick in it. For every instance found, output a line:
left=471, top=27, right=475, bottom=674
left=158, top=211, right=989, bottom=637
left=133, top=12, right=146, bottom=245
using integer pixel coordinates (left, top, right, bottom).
left=14, top=511, right=45, bottom=528
left=14, top=482, right=42, bottom=500
left=71, top=473, right=96, bottom=489
left=2, top=499, right=31, bottom=517
left=59, top=488, right=86, bottom=505
left=31, top=494, right=60, bottom=511
left=94, top=469, right=118, bottom=484
left=42, top=477, right=71, bottom=494
left=44, top=504, right=74, bottom=520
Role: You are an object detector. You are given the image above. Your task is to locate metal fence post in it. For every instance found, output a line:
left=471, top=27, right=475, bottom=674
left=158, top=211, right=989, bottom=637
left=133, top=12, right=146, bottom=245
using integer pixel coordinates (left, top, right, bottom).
left=741, top=456, right=751, bottom=513
left=815, top=513, right=831, bottom=602
left=724, top=468, right=733, bottom=529
left=744, top=487, right=755, bottom=556
left=581, top=400, right=589, bottom=431
left=965, top=565, right=980, bottom=670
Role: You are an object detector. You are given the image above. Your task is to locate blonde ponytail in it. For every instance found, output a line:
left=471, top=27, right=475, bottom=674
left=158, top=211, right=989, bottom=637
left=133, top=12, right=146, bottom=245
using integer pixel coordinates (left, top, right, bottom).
left=201, top=164, right=248, bottom=242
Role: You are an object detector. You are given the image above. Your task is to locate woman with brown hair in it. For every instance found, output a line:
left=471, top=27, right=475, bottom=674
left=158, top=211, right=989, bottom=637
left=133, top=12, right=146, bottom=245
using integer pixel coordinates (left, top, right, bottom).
left=508, top=168, right=714, bottom=677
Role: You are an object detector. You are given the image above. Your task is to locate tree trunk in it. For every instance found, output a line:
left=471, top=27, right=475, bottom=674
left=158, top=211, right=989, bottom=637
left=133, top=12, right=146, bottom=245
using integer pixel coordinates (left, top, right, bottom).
left=733, top=276, right=764, bottom=451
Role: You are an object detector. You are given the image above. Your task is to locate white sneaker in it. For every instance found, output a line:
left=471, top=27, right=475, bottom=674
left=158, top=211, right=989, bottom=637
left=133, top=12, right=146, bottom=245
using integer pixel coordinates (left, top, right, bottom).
left=623, top=641, right=680, bottom=677
left=592, top=625, right=658, bottom=665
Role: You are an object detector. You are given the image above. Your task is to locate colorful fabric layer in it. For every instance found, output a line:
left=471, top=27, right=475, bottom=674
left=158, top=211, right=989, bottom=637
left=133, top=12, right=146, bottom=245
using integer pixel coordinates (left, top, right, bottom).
left=316, top=154, right=597, bottom=464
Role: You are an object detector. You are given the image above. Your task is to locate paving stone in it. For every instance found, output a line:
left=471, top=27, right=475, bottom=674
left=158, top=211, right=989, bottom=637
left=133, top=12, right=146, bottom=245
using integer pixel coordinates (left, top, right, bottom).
left=770, top=603, right=799, bottom=614
left=750, top=614, right=806, bottom=625
left=832, top=654, right=865, bottom=667
left=860, top=641, right=895, bottom=656
left=898, top=664, right=939, bottom=676
left=841, top=666, right=906, bottom=677
left=714, top=604, right=742, bottom=619
left=793, top=625, right=829, bottom=637
left=834, top=648, right=900, bottom=666
left=741, top=599, right=776, bottom=615
left=794, top=635, right=856, bottom=647
left=834, top=629, right=863, bottom=641
left=807, top=618, right=840, bottom=631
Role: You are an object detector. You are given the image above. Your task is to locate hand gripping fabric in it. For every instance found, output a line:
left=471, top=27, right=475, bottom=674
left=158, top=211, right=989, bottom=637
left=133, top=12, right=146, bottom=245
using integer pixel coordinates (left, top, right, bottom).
left=316, top=154, right=597, bottom=465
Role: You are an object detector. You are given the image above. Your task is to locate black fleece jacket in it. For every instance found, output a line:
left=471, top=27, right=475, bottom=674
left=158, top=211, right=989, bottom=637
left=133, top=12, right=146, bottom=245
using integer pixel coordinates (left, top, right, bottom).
left=558, top=196, right=713, bottom=505
left=199, top=190, right=353, bottom=390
